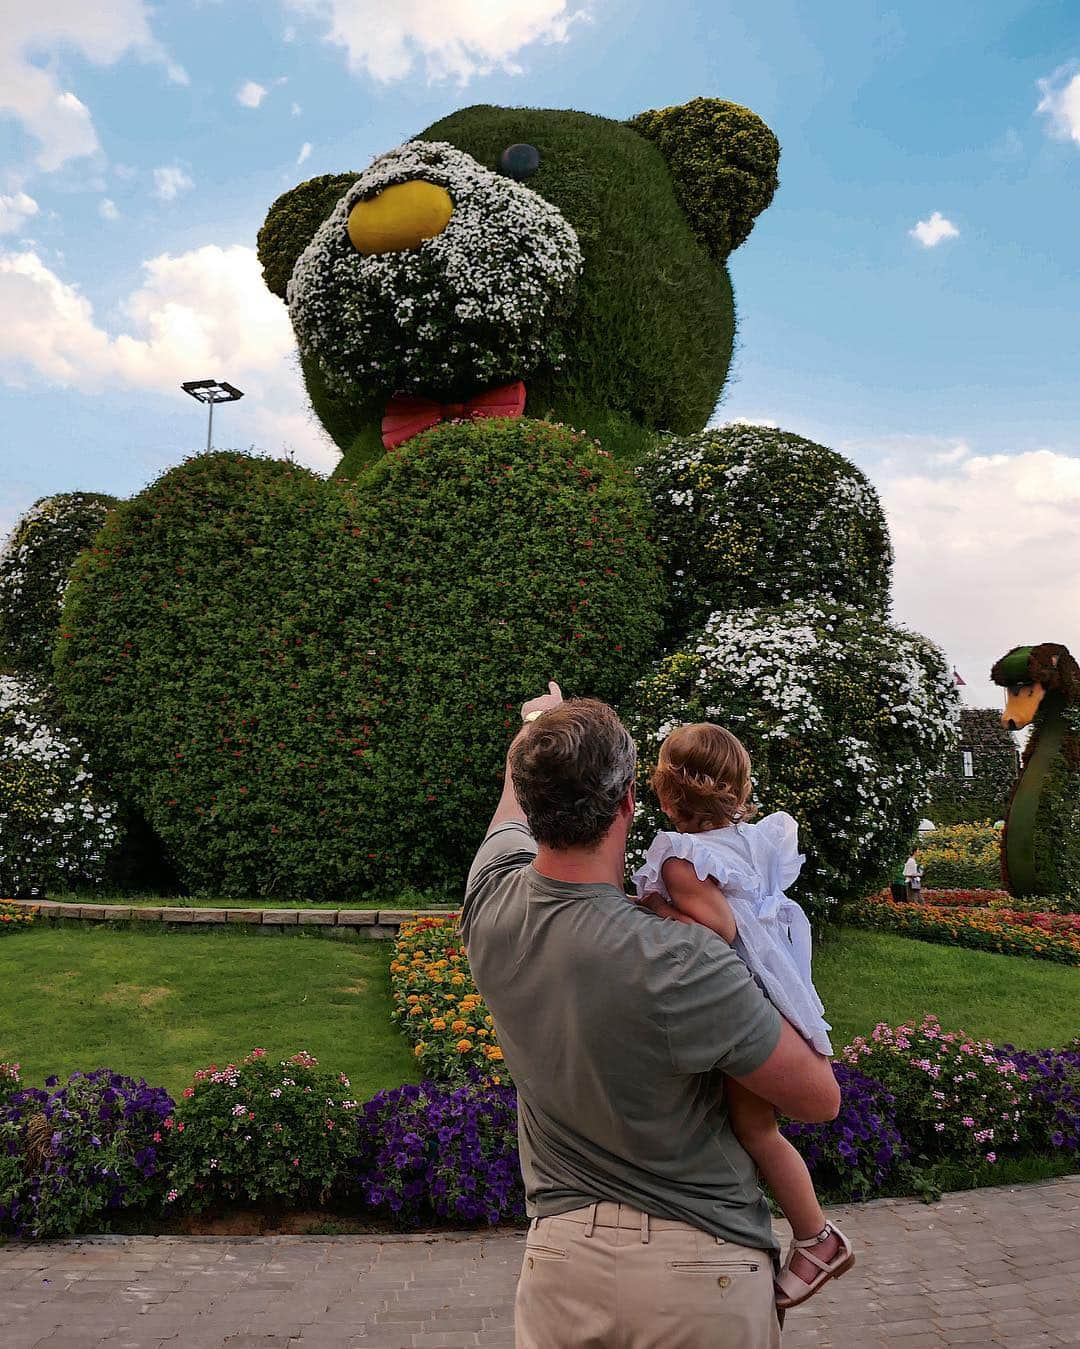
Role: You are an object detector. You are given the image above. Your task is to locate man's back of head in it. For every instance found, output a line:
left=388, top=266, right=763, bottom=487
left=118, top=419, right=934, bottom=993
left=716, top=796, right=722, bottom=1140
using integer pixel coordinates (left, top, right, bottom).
left=510, top=698, right=637, bottom=852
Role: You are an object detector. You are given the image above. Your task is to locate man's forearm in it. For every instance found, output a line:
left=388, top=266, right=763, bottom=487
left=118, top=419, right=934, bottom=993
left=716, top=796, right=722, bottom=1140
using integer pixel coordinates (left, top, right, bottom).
left=486, top=725, right=530, bottom=833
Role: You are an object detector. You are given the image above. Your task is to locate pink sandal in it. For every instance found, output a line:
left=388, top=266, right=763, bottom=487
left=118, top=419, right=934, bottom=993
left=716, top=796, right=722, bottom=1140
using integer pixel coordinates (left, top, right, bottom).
left=774, top=1222, right=855, bottom=1309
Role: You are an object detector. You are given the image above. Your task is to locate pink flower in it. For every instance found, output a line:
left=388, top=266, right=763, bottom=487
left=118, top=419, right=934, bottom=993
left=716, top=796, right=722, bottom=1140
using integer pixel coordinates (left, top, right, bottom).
left=986, top=1152, right=996, bottom=1163
left=165, top=1189, right=178, bottom=1203
left=962, top=1117, right=975, bottom=1127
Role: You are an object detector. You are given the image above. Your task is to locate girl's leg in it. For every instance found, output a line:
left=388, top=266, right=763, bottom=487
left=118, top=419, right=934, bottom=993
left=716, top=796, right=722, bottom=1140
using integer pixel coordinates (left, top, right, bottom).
left=726, top=1077, right=841, bottom=1284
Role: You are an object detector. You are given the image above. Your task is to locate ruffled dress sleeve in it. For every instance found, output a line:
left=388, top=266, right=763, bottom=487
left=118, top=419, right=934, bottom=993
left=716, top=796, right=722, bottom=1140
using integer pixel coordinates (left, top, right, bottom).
left=630, top=831, right=749, bottom=902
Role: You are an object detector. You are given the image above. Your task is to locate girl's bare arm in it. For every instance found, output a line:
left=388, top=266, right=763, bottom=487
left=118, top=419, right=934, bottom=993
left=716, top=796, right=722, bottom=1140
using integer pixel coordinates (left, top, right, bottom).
left=660, top=857, right=738, bottom=943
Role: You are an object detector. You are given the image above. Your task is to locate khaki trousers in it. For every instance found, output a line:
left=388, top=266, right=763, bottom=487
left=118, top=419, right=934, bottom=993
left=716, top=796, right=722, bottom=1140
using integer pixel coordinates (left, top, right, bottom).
left=515, top=1202, right=782, bottom=1348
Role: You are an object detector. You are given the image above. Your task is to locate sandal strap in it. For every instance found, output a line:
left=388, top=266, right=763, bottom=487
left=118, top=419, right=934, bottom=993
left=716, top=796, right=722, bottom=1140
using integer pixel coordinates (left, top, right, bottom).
left=785, top=1244, right=833, bottom=1274
left=792, top=1222, right=835, bottom=1250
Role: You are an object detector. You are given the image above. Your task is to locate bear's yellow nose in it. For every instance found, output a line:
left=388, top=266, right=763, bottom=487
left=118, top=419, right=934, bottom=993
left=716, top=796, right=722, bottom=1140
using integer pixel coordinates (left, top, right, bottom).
left=347, top=180, right=453, bottom=256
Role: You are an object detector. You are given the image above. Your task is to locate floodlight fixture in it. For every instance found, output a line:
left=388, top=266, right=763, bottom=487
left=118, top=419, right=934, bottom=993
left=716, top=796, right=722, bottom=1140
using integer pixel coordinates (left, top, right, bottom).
left=181, top=379, right=244, bottom=453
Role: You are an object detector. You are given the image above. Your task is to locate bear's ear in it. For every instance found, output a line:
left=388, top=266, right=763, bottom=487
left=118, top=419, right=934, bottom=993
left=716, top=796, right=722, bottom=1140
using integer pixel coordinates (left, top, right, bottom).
left=257, top=172, right=360, bottom=300
left=627, top=98, right=779, bottom=261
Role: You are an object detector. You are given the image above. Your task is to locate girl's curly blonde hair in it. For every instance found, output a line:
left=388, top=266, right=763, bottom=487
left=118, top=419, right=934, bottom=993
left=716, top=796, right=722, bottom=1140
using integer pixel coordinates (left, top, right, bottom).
left=649, top=723, right=756, bottom=832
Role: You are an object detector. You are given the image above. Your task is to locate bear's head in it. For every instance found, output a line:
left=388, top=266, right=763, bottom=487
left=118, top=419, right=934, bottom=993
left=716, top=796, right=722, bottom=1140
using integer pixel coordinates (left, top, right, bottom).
left=258, top=99, right=779, bottom=474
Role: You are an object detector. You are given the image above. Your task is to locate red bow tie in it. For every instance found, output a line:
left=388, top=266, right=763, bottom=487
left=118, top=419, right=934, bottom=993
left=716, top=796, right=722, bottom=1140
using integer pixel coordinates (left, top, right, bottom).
left=381, top=380, right=527, bottom=450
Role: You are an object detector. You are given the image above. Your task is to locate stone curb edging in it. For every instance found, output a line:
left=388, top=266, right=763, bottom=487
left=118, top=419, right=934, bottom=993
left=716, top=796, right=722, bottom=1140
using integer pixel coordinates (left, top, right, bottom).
left=2, top=897, right=456, bottom=939
left=7, top=1175, right=1077, bottom=1248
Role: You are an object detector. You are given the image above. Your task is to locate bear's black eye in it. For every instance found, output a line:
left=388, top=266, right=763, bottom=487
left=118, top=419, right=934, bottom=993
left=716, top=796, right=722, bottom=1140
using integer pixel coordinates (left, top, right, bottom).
left=498, top=143, right=541, bottom=180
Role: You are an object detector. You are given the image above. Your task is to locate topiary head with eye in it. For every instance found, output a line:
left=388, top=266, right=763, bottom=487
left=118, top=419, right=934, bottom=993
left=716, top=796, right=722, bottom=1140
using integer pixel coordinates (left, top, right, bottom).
left=258, top=99, right=780, bottom=474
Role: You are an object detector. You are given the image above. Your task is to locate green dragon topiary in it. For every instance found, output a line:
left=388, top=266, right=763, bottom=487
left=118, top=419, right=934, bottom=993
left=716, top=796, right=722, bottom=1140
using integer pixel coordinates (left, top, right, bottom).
left=991, top=643, right=1080, bottom=898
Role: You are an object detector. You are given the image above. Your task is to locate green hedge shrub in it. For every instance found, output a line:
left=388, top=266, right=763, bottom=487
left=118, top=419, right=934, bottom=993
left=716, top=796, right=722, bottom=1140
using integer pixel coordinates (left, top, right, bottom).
left=628, top=602, right=959, bottom=923
left=0, top=492, right=116, bottom=675
left=56, top=423, right=663, bottom=898
left=0, top=674, right=122, bottom=896
left=926, top=709, right=1017, bottom=827
left=636, top=426, right=893, bottom=641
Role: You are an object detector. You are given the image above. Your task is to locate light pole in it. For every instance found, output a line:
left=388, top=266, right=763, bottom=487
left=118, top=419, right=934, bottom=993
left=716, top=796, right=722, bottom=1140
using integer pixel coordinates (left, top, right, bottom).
left=181, top=379, right=244, bottom=453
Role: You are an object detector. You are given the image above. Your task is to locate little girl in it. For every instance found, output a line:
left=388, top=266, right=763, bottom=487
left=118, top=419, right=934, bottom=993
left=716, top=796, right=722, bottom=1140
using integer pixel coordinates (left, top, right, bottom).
left=631, top=722, right=853, bottom=1309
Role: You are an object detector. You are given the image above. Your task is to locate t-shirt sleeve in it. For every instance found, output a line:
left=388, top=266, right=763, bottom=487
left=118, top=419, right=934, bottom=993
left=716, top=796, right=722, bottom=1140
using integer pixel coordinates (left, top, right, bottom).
left=463, top=821, right=537, bottom=910
left=661, top=932, right=782, bottom=1078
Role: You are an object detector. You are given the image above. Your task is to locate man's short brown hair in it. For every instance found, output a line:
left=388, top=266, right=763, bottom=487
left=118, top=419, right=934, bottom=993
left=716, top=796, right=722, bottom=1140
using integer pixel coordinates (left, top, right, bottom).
left=510, top=698, right=637, bottom=850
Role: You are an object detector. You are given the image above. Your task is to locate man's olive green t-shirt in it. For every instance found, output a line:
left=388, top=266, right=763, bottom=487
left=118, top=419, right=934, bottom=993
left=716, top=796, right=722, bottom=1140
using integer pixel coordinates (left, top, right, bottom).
left=461, top=822, right=783, bottom=1253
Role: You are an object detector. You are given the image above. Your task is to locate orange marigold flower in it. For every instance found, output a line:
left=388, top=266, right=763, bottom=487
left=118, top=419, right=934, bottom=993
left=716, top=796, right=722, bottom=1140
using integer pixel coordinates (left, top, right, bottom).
left=456, top=1039, right=473, bottom=1053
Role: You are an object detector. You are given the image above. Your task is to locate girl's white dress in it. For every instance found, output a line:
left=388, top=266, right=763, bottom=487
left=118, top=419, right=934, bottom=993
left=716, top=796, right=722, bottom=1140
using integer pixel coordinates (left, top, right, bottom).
left=631, top=812, right=833, bottom=1056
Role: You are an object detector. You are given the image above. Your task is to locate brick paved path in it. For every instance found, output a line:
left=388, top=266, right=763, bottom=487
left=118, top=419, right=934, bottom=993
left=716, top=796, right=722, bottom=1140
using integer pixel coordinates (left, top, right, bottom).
left=0, top=1176, right=1076, bottom=1348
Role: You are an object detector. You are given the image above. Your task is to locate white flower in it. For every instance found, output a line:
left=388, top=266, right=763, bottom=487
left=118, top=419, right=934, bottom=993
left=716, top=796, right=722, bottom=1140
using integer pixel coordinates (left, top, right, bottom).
left=289, top=140, right=582, bottom=399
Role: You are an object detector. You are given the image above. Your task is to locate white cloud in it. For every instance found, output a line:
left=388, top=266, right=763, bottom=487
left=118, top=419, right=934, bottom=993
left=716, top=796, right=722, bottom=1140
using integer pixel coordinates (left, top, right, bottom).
left=0, top=2, right=183, bottom=171
left=0, top=243, right=336, bottom=472
left=291, top=101, right=303, bottom=116
left=0, top=191, right=39, bottom=235
left=153, top=165, right=194, bottom=201
left=99, top=197, right=120, bottom=221
left=237, top=80, right=268, bottom=109
left=297, top=141, right=313, bottom=165
left=880, top=446, right=1080, bottom=709
left=1037, top=64, right=1080, bottom=144
left=285, top=0, right=586, bottom=83
left=909, top=211, right=959, bottom=248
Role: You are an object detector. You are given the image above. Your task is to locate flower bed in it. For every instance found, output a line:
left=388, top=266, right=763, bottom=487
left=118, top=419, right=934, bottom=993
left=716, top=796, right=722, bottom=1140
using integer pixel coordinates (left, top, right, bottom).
left=1, top=900, right=36, bottom=933
left=1, top=1023, right=1077, bottom=1239
left=848, top=893, right=1080, bottom=964
left=390, top=915, right=506, bottom=1083
left=916, top=821, right=1002, bottom=891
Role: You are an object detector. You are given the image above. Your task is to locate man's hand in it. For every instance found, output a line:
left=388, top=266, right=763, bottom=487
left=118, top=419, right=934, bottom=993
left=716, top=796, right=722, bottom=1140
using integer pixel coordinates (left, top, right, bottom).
left=521, top=681, right=563, bottom=722
left=634, top=891, right=697, bottom=924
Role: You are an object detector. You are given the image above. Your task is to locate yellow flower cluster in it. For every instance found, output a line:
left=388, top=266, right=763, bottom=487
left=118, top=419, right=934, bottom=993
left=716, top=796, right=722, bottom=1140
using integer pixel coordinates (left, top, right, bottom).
left=390, top=914, right=507, bottom=1084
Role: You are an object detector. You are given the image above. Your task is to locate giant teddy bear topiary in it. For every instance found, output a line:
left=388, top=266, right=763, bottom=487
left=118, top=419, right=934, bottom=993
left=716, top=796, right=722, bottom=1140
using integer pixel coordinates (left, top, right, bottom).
left=258, top=99, right=780, bottom=473
left=992, top=643, right=1080, bottom=898
left=34, top=97, right=957, bottom=908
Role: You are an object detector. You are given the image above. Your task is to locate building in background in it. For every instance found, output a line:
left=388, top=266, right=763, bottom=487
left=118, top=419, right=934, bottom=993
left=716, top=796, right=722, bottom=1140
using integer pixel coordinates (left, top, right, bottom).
left=925, top=708, right=1019, bottom=827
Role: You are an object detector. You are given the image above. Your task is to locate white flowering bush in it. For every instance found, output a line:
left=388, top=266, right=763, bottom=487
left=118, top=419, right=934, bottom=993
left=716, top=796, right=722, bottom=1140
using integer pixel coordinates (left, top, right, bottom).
left=627, top=602, right=961, bottom=921
left=0, top=493, right=116, bottom=675
left=288, top=140, right=583, bottom=402
left=0, top=674, right=122, bottom=896
left=636, top=426, right=892, bottom=641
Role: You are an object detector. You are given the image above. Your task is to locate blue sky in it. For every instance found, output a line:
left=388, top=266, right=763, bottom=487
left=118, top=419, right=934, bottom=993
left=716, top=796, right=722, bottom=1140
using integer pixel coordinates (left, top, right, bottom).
left=2, top=0, right=1079, bottom=707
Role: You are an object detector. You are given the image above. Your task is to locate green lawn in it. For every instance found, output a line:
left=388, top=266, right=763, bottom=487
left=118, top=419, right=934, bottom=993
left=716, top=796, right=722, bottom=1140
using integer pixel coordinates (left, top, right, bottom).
left=816, top=928, right=1079, bottom=1050
left=2, top=925, right=1075, bottom=1103
left=1, top=926, right=418, bottom=1097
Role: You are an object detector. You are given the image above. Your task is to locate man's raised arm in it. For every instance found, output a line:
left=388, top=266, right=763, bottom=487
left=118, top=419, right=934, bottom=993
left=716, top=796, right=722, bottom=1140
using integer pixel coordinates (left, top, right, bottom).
left=486, top=680, right=563, bottom=833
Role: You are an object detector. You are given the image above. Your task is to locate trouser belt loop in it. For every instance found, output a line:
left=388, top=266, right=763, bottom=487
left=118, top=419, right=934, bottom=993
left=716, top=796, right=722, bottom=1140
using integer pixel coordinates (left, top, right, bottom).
left=715, top=1234, right=726, bottom=1245
left=583, top=1202, right=598, bottom=1238
left=641, top=1210, right=650, bottom=1244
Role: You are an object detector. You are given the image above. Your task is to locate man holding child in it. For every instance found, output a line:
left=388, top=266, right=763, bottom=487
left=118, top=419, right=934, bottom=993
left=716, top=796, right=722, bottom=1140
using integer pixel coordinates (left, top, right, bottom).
left=462, top=683, right=842, bottom=1348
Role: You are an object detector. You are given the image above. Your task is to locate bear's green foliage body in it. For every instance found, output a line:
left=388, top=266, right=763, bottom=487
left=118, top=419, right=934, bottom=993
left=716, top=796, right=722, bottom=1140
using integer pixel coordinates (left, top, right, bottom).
left=56, top=426, right=663, bottom=898
left=257, top=100, right=779, bottom=475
